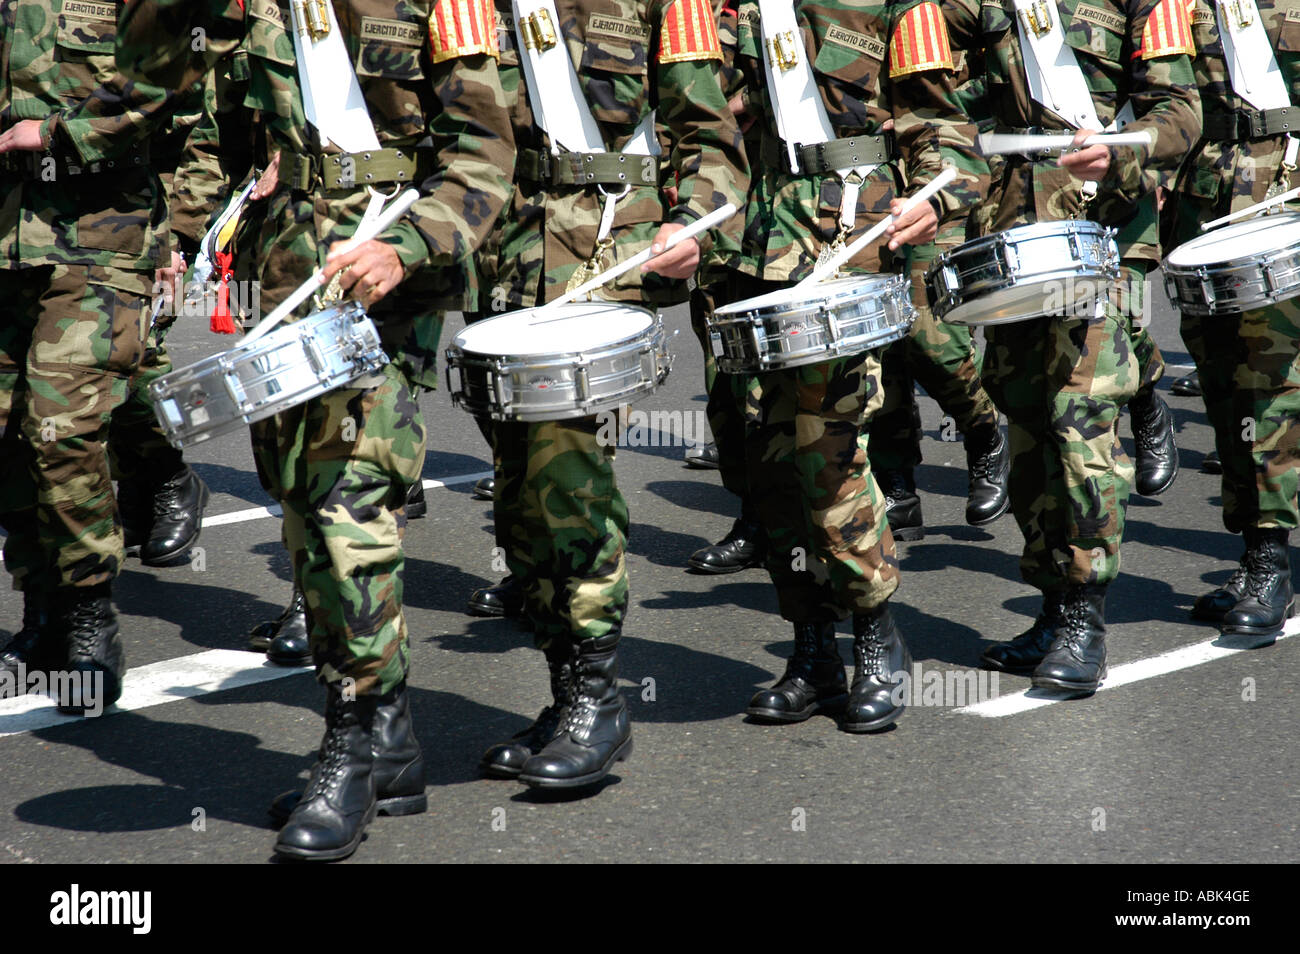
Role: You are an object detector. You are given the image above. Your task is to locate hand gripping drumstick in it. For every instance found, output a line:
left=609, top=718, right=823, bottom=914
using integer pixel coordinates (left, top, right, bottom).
left=977, top=130, right=1152, bottom=157
left=531, top=203, right=739, bottom=320
left=243, top=188, right=421, bottom=343
left=1200, top=186, right=1300, bottom=231
left=799, top=166, right=957, bottom=288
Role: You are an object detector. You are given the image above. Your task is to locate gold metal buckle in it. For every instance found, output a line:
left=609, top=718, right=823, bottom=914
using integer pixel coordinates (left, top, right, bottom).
left=1019, top=1, right=1054, bottom=37
left=1227, top=0, right=1254, bottom=28
left=292, top=0, right=332, bottom=41
left=769, top=30, right=800, bottom=72
left=566, top=236, right=615, bottom=296
left=522, top=9, right=558, bottom=51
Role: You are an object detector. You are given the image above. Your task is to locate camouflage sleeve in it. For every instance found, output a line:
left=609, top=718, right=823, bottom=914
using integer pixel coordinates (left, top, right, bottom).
left=1107, top=0, right=1201, bottom=203
left=888, top=1, right=987, bottom=224
left=37, top=58, right=179, bottom=166
left=380, top=52, right=516, bottom=271
left=652, top=1, right=750, bottom=252
left=115, top=0, right=246, bottom=89
left=939, top=0, right=983, bottom=52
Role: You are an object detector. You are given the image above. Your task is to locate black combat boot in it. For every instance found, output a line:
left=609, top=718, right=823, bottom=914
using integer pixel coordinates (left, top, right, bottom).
left=1220, top=529, right=1294, bottom=645
left=480, top=646, right=572, bottom=779
left=274, top=686, right=380, bottom=861
left=980, top=589, right=1068, bottom=674
left=1, top=589, right=62, bottom=677
left=683, top=441, right=720, bottom=469
left=467, top=574, right=525, bottom=618
left=746, top=621, right=847, bottom=723
left=1191, top=557, right=1247, bottom=623
left=270, top=682, right=426, bottom=824
left=841, top=603, right=911, bottom=733
left=687, top=500, right=766, bottom=574
left=116, top=479, right=151, bottom=554
left=877, top=469, right=924, bottom=541
left=1202, top=450, right=1222, bottom=474
left=253, top=587, right=314, bottom=660
left=1170, top=373, right=1201, bottom=397
left=55, top=583, right=126, bottom=714
left=140, top=465, right=210, bottom=566
left=472, top=476, right=495, bottom=501
left=518, top=632, right=632, bottom=788
left=1031, top=584, right=1108, bottom=696
left=1130, top=391, right=1178, bottom=497
left=405, top=480, right=427, bottom=519
left=964, top=423, right=1010, bottom=526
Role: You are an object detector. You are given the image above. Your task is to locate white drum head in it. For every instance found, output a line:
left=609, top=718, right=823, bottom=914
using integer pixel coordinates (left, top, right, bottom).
left=455, top=303, right=653, bottom=355
left=715, top=276, right=890, bottom=316
left=1168, top=212, right=1300, bottom=267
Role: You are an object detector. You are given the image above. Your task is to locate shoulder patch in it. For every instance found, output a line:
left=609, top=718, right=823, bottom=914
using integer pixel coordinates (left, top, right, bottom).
left=659, top=0, right=723, bottom=64
left=1140, top=0, right=1195, bottom=59
left=428, top=0, right=500, bottom=63
left=889, top=2, right=954, bottom=78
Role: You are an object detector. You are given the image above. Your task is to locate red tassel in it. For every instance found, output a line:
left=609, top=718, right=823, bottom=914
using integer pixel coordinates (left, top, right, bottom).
left=209, top=249, right=238, bottom=334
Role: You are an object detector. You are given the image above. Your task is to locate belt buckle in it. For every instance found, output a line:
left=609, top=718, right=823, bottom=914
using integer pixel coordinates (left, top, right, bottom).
left=522, top=9, right=558, bottom=50
left=769, top=30, right=800, bottom=72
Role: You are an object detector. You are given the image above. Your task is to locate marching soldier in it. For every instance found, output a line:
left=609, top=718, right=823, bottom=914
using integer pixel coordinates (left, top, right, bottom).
left=705, top=0, right=985, bottom=731
left=942, top=0, right=1202, bottom=693
left=0, top=0, right=180, bottom=712
left=117, top=0, right=515, bottom=859
left=472, top=0, right=748, bottom=788
left=1165, top=0, right=1300, bottom=643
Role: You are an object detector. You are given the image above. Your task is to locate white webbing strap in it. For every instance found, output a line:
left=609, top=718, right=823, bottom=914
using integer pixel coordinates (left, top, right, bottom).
left=287, top=0, right=381, bottom=152
left=1011, top=0, right=1102, bottom=130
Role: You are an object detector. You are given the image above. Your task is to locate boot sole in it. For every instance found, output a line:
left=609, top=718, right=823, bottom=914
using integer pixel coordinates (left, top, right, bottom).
left=890, top=526, right=925, bottom=542
left=977, top=655, right=1040, bottom=676
left=466, top=599, right=522, bottom=619
left=967, top=496, right=1010, bottom=528
left=746, top=692, right=848, bottom=724
left=1218, top=598, right=1297, bottom=641
left=839, top=706, right=904, bottom=733
left=686, top=556, right=764, bottom=575
left=683, top=459, right=721, bottom=470
left=140, top=484, right=212, bottom=567
left=1031, top=665, right=1107, bottom=697
left=273, top=802, right=378, bottom=862
left=518, top=738, right=632, bottom=789
left=267, top=649, right=313, bottom=667
left=269, top=791, right=428, bottom=826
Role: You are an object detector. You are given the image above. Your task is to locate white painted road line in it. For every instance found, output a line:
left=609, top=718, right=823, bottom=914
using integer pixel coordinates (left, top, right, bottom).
left=0, top=649, right=311, bottom=738
left=956, top=618, right=1300, bottom=717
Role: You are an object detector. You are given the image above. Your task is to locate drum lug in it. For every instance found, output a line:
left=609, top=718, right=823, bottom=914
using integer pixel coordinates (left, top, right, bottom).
left=1196, top=266, right=1217, bottom=309
left=491, top=358, right=512, bottom=414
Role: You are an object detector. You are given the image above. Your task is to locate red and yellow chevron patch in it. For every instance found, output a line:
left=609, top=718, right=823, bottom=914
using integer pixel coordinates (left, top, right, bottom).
left=428, top=0, right=500, bottom=63
left=889, top=2, right=954, bottom=78
left=1140, top=0, right=1194, bottom=59
left=658, top=0, right=723, bottom=64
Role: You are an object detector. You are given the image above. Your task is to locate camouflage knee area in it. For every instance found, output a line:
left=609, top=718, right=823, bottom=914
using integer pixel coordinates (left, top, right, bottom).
left=906, top=307, right=997, bottom=435
left=278, top=365, right=426, bottom=696
left=109, top=337, right=182, bottom=482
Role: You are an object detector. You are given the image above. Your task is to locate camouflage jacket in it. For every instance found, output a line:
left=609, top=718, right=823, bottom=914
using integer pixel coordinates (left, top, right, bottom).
left=118, top=0, right=516, bottom=384
left=723, top=0, right=986, bottom=283
left=0, top=0, right=180, bottom=288
left=1168, top=0, right=1300, bottom=243
left=481, top=0, right=749, bottom=310
left=942, top=0, right=1203, bottom=262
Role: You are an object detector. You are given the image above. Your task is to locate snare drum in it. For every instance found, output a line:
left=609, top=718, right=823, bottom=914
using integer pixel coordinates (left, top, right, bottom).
left=1163, top=212, right=1300, bottom=315
left=926, top=220, right=1120, bottom=326
left=445, top=302, right=672, bottom=422
left=149, top=300, right=388, bottom=449
left=707, top=274, right=916, bottom=373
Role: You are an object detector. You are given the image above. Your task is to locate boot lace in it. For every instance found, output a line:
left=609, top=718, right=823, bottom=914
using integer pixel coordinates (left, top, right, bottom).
left=152, top=474, right=188, bottom=518
left=1243, top=543, right=1281, bottom=598
left=304, top=718, right=353, bottom=801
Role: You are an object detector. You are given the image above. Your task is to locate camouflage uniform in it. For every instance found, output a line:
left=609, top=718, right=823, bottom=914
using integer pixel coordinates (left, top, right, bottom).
left=117, top=0, right=515, bottom=698
left=1167, top=0, right=1300, bottom=536
left=0, top=1, right=175, bottom=616
left=710, top=0, right=984, bottom=622
left=943, top=0, right=1201, bottom=591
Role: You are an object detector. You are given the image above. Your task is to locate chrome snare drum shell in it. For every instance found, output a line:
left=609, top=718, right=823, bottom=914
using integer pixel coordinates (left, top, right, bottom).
left=445, top=303, right=672, bottom=422
left=926, top=220, right=1120, bottom=326
left=707, top=274, right=917, bottom=374
left=1162, top=212, right=1300, bottom=316
left=149, top=300, right=388, bottom=449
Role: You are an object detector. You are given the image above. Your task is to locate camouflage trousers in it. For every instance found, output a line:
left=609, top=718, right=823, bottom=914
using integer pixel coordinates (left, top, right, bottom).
left=0, top=265, right=148, bottom=594
left=1120, top=262, right=1165, bottom=402
left=253, top=361, right=426, bottom=697
left=1181, top=301, right=1300, bottom=532
left=712, top=277, right=899, bottom=621
left=690, top=283, right=750, bottom=502
left=982, top=305, right=1139, bottom=590
left=108, top=317, right=184, bottom=484
left=492, top=415, right=629, bottom=650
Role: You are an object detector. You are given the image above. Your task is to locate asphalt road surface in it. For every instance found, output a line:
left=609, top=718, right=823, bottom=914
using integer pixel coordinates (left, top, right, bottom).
left=1, top=284, right=1296, bottom=866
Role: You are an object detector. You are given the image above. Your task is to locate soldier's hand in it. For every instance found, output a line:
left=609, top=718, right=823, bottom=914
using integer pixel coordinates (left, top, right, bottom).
left=1058, top=128, right=1110, bottom=182
left=154, top=251, right=186, bottom=310
left=251, top=151, right=281, bottom=200
left=727, top=92, right=754, bottom=134
left=886, top=195, right=938, bottom=250
left=642, top=222, right=699, bottom=279
left=323, top=239, right=405, bottom=306
left=0, top=120, right=45, bottom=153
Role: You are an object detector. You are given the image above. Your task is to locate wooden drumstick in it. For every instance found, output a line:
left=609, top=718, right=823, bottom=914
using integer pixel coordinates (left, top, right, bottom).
left=244, top=188, right=420, bottom=343
left=799, top=166, right=957, bottom=287
left=532, top=203, right=739, bottom=319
